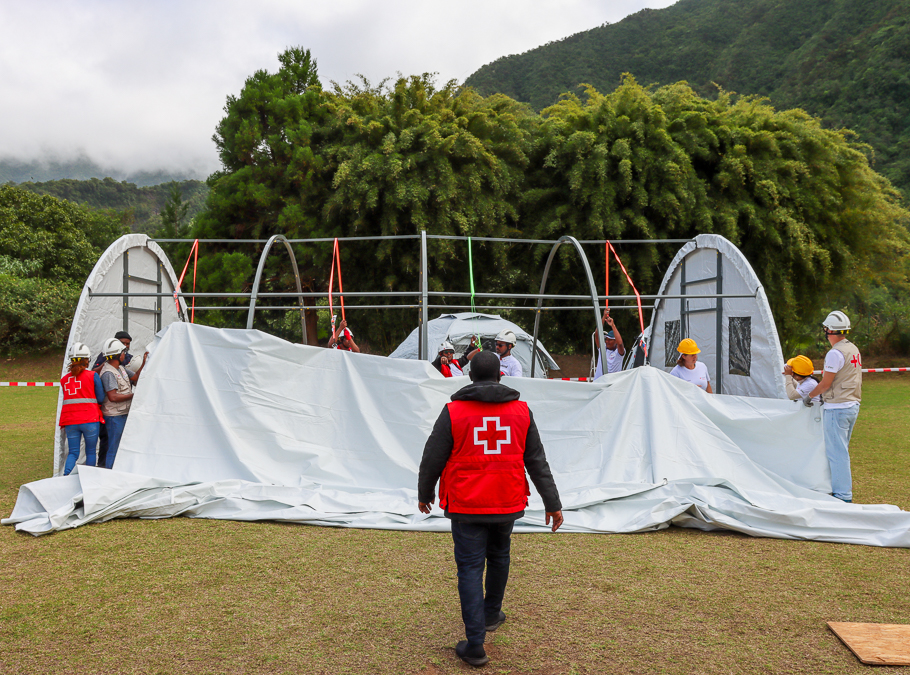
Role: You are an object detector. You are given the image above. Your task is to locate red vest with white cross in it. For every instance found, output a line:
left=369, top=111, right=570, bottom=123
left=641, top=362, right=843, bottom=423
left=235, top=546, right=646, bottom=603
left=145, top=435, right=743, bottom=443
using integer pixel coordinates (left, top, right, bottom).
left=59, top=370, right=103, bottom=427
left=440, top=400, right=531, bottom=514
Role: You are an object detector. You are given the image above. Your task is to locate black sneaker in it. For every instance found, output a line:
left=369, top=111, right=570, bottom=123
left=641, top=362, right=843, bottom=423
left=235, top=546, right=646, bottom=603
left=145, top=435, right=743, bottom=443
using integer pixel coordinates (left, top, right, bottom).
left=455, top=640, right=489, bottom=667
left=485, top=611, right=506, bottom=632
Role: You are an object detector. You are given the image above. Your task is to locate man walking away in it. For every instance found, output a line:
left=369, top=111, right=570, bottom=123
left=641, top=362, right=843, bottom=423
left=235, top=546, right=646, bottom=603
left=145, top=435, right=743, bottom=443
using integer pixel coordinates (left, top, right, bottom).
left=806, top=311, right=862, bottom=502
left=417, top=351, right=563, bottom=667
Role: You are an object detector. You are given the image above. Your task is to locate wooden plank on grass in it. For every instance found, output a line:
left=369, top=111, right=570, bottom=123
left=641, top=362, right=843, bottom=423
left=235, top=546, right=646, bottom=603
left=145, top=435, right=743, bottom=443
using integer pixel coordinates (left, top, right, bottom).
left=828, top=622, right=910, bottom=665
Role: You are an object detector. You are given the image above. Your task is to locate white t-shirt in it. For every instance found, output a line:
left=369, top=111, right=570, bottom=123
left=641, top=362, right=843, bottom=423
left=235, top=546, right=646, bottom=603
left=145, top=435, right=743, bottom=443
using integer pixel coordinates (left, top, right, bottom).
left=823, top=349, right=859, bottom=409
left=795, top=376, right=820, bottom=401
left=669, top=361, right=711, bottom=391
left=593, top=348, right=623, bottom=380
left=499, top=354, right=523, bottom=378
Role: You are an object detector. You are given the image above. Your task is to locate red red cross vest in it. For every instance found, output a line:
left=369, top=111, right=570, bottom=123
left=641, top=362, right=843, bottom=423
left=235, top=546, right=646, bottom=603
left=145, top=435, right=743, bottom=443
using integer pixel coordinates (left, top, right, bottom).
left=440, top=400, right=531, bottom=514
left=59, top=370, right=102, bottom=427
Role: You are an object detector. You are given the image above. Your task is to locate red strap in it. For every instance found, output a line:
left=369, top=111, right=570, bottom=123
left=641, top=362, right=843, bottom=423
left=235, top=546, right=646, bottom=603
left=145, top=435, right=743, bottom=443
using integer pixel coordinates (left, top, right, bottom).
left=174, top=239, right=199, bottom=322
left=606, top=243, right=647, bottom=357
left=605, top=243, right=610, bottom=310
left=328, top=238, right=346, bottom=333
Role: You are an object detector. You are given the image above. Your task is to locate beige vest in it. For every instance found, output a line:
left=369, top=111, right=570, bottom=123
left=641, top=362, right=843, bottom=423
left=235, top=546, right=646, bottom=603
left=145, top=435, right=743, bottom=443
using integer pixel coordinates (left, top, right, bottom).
left=823, top=339, right=862, bottom=405
left=100, top=362, right=132, bottom=417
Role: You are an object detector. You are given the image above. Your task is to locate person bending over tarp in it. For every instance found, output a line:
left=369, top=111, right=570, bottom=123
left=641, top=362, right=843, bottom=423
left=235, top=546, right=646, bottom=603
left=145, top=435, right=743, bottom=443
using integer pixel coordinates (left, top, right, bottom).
left=417, top=350, right=562, bottom=667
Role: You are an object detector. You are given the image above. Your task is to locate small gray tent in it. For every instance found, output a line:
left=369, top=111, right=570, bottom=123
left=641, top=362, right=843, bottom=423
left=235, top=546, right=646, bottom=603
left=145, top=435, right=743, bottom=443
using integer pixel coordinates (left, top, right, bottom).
left=389, top=313, right=559, bottom=378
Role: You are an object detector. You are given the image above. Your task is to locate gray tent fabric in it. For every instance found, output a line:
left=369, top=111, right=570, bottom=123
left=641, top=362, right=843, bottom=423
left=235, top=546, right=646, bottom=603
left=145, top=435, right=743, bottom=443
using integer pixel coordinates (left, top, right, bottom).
left=389, top=312, right=559, bottom=378
left=5, top=322, right=910, bottom=546
left=648, top=235, right=786, bottom=398
left=53, top=234, right=187, bottom=475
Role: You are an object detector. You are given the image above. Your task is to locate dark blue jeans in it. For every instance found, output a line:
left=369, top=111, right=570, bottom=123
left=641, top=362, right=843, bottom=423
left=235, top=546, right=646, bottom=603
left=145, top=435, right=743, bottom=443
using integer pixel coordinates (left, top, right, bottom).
left=451, top=520, right=514, bottom=646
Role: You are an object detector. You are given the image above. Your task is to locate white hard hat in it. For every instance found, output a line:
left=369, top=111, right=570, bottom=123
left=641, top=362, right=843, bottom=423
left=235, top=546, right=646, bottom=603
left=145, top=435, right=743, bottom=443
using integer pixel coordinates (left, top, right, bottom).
left=495, top=329, right=517, bottom=346
left=822, top=310, right=851, bottom=333
left=439, top=340, right=455, bottom=353
left=71, top=343, right=91, bottom=360
left=102, top=338, right=127, bottom=358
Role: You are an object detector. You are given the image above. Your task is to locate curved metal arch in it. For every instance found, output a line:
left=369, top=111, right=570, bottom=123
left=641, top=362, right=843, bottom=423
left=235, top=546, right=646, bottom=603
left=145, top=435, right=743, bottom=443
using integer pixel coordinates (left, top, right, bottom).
left=530, top=236, right=606, bottom=378
left=246, top=234, right=308, bottom=344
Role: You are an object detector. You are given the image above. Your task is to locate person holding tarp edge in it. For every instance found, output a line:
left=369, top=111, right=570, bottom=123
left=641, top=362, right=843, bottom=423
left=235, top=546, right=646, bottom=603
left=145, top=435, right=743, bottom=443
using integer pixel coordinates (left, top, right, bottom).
left=804, top=311, right=862, bottom=503
left=417, top=350, right=563, bottom=667
left=593, top=308, right=625, bottom=380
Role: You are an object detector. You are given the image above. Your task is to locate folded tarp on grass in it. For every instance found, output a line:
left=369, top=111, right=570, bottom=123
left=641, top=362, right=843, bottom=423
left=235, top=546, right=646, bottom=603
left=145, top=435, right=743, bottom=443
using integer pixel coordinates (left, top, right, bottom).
left=5, top=322, right=910, bottom=546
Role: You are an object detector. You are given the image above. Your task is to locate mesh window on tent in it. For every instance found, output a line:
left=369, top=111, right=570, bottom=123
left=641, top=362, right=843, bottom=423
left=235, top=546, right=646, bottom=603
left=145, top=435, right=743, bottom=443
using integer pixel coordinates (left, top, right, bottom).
left=664, top=320, right=681, bottom=367
left=729, top=316, right=752, bottom=376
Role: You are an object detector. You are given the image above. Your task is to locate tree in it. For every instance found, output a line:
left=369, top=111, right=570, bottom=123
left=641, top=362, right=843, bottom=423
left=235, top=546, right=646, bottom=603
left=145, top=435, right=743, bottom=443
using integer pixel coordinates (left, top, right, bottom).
left=0, top=185, right=128, bottom=352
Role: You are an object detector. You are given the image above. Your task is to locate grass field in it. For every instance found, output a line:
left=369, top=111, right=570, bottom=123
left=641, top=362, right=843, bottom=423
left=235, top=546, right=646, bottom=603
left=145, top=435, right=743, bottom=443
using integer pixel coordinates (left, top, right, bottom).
left=1, top=377, right=908, bottom=674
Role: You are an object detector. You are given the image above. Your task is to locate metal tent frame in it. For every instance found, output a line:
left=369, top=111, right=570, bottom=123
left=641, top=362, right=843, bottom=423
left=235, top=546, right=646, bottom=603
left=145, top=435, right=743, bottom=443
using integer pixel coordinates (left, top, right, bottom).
left=89, top=232, right=758, bottom=370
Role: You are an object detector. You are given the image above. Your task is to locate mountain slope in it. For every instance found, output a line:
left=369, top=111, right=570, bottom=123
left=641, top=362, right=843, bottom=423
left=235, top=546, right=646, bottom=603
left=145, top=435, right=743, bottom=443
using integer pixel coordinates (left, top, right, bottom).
left=465, top=0, right=910, bottom=195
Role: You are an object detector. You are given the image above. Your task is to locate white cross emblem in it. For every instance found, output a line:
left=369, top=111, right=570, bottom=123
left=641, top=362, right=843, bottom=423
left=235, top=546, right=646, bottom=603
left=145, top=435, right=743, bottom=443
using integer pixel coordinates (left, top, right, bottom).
left=473, top=417, right=511, bottom=455
left=64, top=378, right=82, bottom=396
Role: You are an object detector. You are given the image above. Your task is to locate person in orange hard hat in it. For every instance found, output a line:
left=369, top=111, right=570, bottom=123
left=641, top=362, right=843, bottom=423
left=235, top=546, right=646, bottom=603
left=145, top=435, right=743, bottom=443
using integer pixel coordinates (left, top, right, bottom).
left=669, top=339, right=713, bottom=393
left=783, top=355, right=820, bottom=402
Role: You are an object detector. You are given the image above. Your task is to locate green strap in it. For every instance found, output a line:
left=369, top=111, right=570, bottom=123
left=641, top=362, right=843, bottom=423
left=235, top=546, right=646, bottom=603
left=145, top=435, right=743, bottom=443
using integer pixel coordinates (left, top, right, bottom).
left=468, top=237, right=480, bottom=349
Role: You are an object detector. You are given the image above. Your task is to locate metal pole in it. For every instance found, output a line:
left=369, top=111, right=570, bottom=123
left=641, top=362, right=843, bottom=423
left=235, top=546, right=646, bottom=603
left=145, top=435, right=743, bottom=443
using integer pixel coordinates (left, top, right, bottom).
left=419, top=230, right=429, bottom=360
left=246, top=235, right=308, bottom=344
left=715, top=250, right=723, bottom=395
left=531, top=236, right=605, bottom=378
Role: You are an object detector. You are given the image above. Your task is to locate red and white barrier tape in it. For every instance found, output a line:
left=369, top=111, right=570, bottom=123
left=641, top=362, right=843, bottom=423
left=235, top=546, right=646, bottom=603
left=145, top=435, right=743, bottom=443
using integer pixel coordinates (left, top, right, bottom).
left=549, top=377, right=593, bottom=382
left=0, top=382, right=60, bottom=387
left=812, top=368, right=910, bottom=375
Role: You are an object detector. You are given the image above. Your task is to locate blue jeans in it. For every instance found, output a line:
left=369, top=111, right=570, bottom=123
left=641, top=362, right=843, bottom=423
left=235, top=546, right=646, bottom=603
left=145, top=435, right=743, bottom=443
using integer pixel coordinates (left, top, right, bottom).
left=823, top=405, right=860, bottom=501
left=451, top=520, right=514, bottom=646
left=103, top=415, right=128, bottom=469
left=63, top=422, right=100, bottom=475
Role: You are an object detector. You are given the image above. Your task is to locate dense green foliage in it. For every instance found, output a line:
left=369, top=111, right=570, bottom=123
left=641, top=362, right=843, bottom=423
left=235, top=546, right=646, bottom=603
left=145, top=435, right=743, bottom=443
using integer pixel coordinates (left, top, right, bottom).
left=15, top=177, right=208, bottom=234
left=0, top=186, right=128, bottom=352
left=465, top=0, right=910, bottom=200
left=188, top=48, right=909, bottom=355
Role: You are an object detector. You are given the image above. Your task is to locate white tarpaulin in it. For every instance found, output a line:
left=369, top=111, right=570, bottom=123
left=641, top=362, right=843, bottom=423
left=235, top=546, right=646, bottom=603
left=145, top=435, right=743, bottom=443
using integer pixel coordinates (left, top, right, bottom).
left=6, top=322, right=910, bottom=546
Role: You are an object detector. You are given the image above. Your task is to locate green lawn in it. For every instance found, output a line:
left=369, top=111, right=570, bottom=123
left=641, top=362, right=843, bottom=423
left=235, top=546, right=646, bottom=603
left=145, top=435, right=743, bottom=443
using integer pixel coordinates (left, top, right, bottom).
left=1, top=378, right=908, bottom=674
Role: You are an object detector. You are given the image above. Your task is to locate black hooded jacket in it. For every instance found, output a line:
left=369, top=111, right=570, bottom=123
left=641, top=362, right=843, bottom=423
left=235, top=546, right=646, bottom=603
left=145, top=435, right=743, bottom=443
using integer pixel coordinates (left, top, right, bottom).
left=417, top=380, right=562, bottom=523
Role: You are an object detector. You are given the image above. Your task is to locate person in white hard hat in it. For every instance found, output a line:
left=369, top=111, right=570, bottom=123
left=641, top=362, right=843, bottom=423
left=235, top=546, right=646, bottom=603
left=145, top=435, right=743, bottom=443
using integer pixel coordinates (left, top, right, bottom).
left=98, top=338, right=135, bottom=469
left=593, top=309, right=626, bottom=380
left=433, top=340, right=467, bottom=377
left=805, top=310, right=862, bottom=502
left=491, top=330, right=523, bottom=377
left=59, top=342, right=106, bottom=475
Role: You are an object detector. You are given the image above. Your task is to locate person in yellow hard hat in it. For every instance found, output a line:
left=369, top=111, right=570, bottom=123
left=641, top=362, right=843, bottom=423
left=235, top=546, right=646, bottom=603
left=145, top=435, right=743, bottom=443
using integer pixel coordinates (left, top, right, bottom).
left=669, top=339, right=713, bottom=393
left=783, top=355, right=819, bottom=402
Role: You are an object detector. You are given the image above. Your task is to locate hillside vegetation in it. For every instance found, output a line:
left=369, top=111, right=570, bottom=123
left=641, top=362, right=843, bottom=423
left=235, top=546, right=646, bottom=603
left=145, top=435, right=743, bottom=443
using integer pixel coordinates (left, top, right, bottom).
left=465, top=0, right=910, bottom=198
left=14, top=177, right=208, bottom=234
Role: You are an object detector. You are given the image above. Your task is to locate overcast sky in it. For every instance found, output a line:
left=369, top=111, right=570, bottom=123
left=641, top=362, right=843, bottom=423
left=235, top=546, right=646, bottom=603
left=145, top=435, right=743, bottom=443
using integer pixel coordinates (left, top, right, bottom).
left=0, top=1, right=677, bottom=177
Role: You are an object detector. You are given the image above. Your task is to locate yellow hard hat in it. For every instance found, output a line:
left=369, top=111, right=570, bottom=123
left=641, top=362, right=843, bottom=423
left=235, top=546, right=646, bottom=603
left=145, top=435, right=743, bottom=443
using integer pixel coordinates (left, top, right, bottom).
left=787, top=355, right=814, bottom=377
left=677, top=338, right=701, bottom=355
